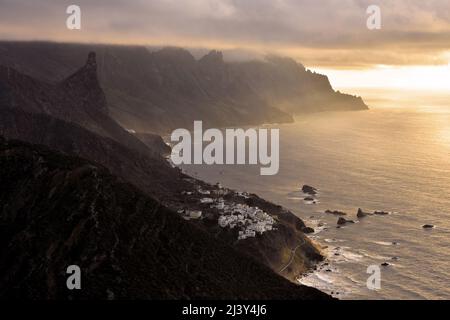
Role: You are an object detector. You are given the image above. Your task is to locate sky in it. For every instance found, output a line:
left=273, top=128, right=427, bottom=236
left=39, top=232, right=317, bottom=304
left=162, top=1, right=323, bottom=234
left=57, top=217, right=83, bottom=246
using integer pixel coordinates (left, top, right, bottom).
left=1, top=0, right=450, bottom=90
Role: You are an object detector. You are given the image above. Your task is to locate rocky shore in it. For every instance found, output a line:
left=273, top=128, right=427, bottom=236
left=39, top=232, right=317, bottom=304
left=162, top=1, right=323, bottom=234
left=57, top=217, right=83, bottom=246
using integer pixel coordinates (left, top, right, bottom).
left=171, top=179, right=325, bottom=282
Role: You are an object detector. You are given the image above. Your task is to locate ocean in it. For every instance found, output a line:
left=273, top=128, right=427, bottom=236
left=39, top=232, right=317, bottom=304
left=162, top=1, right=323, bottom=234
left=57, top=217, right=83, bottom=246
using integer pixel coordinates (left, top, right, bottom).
left=179, top=89, right=450, bottom=300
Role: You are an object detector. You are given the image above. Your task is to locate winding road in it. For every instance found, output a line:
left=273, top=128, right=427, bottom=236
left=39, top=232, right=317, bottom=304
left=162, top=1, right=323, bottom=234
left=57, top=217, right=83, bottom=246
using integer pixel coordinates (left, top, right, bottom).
left=279, top=238, right=306, bottom=273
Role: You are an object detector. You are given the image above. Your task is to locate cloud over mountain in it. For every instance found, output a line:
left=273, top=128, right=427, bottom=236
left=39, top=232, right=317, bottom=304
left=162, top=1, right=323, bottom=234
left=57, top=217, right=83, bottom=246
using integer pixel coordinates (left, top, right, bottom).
left=1, top=0, right=450, bottom=67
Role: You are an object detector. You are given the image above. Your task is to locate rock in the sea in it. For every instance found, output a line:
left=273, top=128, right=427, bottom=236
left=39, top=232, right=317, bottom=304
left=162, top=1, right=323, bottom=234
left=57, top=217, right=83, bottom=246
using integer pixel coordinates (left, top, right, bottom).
left=357, top=208, right=371, bottom=218
left=302, top=227, right=315, bottom=234
left=422, top=224, right=435, bottom=229
left=373, top=211, right=390, bottom=216
left=337, top=217, right=355, bottom=225
left=326, top=210, right=347, bottom=216
left=302, top=185, right=318, bottom=195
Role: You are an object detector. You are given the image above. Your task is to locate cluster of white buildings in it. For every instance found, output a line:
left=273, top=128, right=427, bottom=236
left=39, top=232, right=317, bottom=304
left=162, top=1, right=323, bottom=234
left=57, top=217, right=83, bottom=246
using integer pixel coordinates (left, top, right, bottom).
left=178, top=185, right=275, bottom=240
left=215, top=201, right=275, bottom=240
left=197, top=188, right=211, bottom=195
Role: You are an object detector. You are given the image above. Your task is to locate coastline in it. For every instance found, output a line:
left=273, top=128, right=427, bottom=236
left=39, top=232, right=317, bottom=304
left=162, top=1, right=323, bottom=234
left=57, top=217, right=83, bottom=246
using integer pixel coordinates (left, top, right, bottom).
left=161, top=137, right=329, bottom=289
left=174, top=108, right=450, bottom=300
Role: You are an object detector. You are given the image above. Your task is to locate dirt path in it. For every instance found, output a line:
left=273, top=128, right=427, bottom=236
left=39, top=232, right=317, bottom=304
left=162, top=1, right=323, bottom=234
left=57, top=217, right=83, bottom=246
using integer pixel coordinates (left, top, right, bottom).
left=279, top=238, right=306, bottom=273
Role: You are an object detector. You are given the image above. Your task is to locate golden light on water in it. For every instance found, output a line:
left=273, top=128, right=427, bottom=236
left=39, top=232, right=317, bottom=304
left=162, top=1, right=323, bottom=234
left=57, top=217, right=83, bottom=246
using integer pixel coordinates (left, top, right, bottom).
left=437, top=126, right=450, bottom=147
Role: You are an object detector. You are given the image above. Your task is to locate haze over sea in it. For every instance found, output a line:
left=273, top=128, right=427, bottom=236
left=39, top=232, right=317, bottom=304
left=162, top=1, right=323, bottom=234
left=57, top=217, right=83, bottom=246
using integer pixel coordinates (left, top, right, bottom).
left=181, top=88, right=450, bottom=299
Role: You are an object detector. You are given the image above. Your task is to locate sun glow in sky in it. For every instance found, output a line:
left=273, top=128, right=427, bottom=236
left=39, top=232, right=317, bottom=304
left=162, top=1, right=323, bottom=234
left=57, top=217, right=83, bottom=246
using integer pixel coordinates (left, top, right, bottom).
left=314, top=63, right=450, bottom=91
left=1, top=0, right=450, bottom=93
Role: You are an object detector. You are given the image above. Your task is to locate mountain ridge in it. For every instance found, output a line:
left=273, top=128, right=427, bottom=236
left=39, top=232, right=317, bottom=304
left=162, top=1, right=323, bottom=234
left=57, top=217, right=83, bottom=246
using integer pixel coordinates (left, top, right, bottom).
left=0, top=41, right=368, bottom=134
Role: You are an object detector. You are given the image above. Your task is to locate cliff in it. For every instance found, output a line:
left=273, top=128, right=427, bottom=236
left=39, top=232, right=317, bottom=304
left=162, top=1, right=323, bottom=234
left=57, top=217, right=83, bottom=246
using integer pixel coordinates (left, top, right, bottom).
left=0, top=41, right=368, bottom=133
left=0, top=52, right=153, bottom=158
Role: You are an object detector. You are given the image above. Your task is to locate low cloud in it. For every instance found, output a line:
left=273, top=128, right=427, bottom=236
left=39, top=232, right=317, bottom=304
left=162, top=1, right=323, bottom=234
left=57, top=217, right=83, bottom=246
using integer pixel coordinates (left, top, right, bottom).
left=1, top=0, right=449, bottom=68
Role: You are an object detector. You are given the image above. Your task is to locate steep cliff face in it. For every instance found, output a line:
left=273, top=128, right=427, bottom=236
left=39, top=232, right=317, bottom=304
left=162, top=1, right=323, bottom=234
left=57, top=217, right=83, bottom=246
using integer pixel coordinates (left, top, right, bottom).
left=0, top=52, right=152, bottom=157
left=61, top=52, right=109, bottom=116
left=0, top=42, right=368, bottom=133
left=0, top=138, right=331, bottom=300
left=232, top=56, right=368, bottom=113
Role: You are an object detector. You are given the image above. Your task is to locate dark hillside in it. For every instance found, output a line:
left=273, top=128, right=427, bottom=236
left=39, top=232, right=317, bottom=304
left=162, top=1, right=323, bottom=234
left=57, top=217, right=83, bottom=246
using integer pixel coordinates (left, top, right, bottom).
left=0, top=138, right=331, bottom=300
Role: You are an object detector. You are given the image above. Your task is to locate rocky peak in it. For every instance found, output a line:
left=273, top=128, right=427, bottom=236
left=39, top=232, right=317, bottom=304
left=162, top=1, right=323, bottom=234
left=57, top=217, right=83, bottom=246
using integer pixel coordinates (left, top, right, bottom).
left=61, top=52, right=108, bottom=115
left=86, top=51, right=97, bottom=70
left=64, top=52, right=99, bottom=86
left=199, top=50, right=224, bottom=65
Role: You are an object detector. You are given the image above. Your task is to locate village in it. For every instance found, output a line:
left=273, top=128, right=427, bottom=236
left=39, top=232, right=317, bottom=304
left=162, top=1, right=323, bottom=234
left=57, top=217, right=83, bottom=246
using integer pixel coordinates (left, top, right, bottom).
left=216, top=201, right=275, bottom=240
left=178, top=183, right=276, bottom=240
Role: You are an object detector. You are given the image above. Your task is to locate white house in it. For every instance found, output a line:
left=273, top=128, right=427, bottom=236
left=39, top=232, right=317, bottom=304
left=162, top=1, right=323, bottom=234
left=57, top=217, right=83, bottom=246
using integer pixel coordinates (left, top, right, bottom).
left=188, top=210, right=202, bottom=219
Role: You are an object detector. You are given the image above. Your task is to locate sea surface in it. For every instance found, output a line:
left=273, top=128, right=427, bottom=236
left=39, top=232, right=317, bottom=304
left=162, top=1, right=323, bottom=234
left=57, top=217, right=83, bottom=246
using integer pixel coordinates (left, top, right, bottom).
left=179, top=89, right=450, bottom=300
